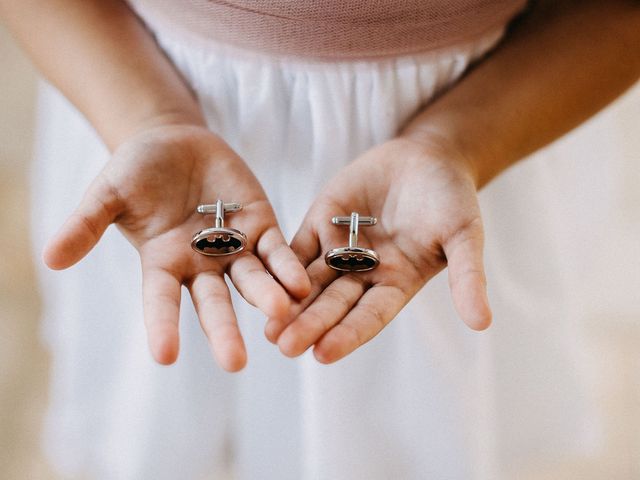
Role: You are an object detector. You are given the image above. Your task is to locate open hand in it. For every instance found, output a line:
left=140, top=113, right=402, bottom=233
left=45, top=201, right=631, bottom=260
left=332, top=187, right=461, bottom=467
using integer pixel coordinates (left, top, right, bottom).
left=43, top=124, right=310, bottom=371
left=269, top=137, right=491, bottom=363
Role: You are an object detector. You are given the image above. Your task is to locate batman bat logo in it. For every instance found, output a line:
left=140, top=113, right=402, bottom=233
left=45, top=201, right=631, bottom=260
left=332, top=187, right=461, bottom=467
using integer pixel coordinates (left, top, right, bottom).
left=191, top=228, right=247, bottom=256
left=325, top=247, right=379, bottom=272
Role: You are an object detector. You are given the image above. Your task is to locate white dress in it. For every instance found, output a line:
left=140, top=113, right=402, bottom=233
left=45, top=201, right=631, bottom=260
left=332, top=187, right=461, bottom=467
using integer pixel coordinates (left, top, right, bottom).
left=31, top=6, right=640, bottom=480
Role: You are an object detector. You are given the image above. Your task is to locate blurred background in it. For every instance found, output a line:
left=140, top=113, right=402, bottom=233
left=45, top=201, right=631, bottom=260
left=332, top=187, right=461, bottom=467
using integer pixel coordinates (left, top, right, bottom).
left=1, top=22, right=640, bottom=480
left=0, top=25, right=57, bottom=478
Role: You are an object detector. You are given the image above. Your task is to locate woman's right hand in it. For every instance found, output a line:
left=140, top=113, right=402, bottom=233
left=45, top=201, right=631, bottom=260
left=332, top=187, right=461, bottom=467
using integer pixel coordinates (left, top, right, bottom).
left=43, top=123, right=310, bottom=371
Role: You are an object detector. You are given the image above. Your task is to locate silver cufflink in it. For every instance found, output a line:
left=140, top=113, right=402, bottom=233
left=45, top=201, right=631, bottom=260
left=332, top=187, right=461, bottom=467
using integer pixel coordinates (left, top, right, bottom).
left=325, top=212, right=380, bottom=272
left=191, top=199, right=248, bottom=256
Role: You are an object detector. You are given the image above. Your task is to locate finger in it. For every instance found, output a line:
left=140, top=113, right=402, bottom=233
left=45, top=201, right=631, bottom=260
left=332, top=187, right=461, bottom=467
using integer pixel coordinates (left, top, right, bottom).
left=142, top=266, right=181, bottom=365
left=313, top=285, right=408, bottom=364
left=43, top=177, right=122, bottom=270
left=443, top=220, right=491, bottom=331
left=256, top=226, right=311, bottom=299
left=264, top=256, right=338, bottom=343
left=227, top=253, right=290, bottom=321
left=290, top=219, right=321, bottom=268
left=277, top=274, right=367, bottom=357
left=189, top=272, right=247, bottom=372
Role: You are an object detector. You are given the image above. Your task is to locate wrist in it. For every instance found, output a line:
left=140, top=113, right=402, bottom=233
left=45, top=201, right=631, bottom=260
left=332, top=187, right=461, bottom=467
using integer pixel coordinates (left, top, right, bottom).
left=399, top=121, right=483, bottom=189
left=108, top=101, right=207, bottom=151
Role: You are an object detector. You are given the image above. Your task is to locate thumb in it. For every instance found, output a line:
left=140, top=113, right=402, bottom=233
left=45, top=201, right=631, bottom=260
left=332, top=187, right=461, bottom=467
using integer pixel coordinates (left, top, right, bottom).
left=443, top=219, right=492, bottom=331
left=43, top=176, right=122, bottom=270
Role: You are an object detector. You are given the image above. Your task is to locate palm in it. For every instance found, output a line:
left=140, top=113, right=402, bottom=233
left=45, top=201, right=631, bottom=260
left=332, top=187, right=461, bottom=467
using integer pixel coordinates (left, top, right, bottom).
left=271, top=138, right=491, bottom=363
left=43, top=125, right=309, bottom=370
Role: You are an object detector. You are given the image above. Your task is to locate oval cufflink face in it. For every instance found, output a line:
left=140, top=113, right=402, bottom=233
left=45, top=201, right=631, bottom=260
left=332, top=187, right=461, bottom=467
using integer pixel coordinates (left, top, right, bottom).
left=325, top=247, right=379, bottom=272
left=191, top=227, right=247, bottom=256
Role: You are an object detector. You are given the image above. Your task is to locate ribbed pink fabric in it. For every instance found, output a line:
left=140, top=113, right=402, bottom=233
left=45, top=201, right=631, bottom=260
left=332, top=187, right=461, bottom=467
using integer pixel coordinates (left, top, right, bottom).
left=128, top=0, right=527, bottom=59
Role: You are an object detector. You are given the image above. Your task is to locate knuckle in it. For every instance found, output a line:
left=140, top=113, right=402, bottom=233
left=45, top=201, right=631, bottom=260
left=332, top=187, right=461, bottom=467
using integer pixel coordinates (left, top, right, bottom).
left=444, top=217, right=484, bottom=252
left=338, top=322, right=366, bottom=349
left=267, top=243, right=293, bottom=270
left=202, top=290, right=230, bottom=309
left=356, top=303, right=387, bottom=334
left=207, top=318, right=237, bottom=339
left=90, top=179, right=123, bottom=220
left=302, top=307, right=335, bottom=333
left=74, top=213, right=101, bottom=242
left=321, top=287, right=351, bottom=312
left=450, top=268, right=486, bottom=289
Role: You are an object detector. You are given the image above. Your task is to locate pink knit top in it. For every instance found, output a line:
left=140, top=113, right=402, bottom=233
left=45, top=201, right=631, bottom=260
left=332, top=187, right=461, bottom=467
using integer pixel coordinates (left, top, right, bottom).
left=128, top=0, right=527, bottom=59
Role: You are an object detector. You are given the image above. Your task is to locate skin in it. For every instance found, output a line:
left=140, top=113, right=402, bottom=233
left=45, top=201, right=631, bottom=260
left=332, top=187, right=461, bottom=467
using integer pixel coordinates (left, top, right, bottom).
left=1, top=0, right=311, bottom=371
left=271, top=0, right=640, bottom=363
left=42, top=124, right=310, bottom=370
left=2, top=0, right=639, bottom=369
left=273, top=138, right=489, bottom=363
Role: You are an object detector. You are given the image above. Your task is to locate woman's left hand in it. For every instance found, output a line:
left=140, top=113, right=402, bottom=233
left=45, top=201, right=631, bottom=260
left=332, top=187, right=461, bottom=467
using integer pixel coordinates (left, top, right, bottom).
left=267, top=136, right=492, bottom=363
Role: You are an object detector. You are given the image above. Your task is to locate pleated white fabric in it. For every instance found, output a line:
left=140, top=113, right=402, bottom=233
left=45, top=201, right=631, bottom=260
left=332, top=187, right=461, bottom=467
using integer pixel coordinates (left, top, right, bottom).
left=31, top=11, right=640, bottom=480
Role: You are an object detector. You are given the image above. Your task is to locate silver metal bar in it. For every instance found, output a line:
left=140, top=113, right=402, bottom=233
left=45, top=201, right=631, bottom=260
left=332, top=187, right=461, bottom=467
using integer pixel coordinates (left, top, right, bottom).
left=331, top=215, right=377, bottom=226
left=215, top=199, right=224, bottom=228
left=349, top=212, right=359, bottom=248
left=196, top=202, right=243, bottom=215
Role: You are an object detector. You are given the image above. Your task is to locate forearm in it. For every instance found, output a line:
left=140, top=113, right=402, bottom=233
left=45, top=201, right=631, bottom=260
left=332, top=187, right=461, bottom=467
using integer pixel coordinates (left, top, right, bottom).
left=0, top=0, right=204, bottom=151
left=402, top=0, right=640, bottom=188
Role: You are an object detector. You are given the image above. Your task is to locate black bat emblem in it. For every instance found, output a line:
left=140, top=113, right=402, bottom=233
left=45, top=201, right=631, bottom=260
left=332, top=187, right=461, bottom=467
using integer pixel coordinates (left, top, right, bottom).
left=195, top=233, right=243, bottom=255
left=327, top=252, right=377, bottom=271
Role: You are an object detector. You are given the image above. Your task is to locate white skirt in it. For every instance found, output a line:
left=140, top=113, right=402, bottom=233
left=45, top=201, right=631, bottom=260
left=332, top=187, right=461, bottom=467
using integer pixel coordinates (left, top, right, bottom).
left=31, top=14, right=640, bottom=480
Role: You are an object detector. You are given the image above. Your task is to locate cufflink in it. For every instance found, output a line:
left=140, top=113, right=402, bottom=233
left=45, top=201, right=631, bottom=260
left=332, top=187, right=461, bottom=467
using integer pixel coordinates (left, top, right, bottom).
left=191, top=199, right=247, bottom=256
left=325, top=212, right=379, bottom=272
